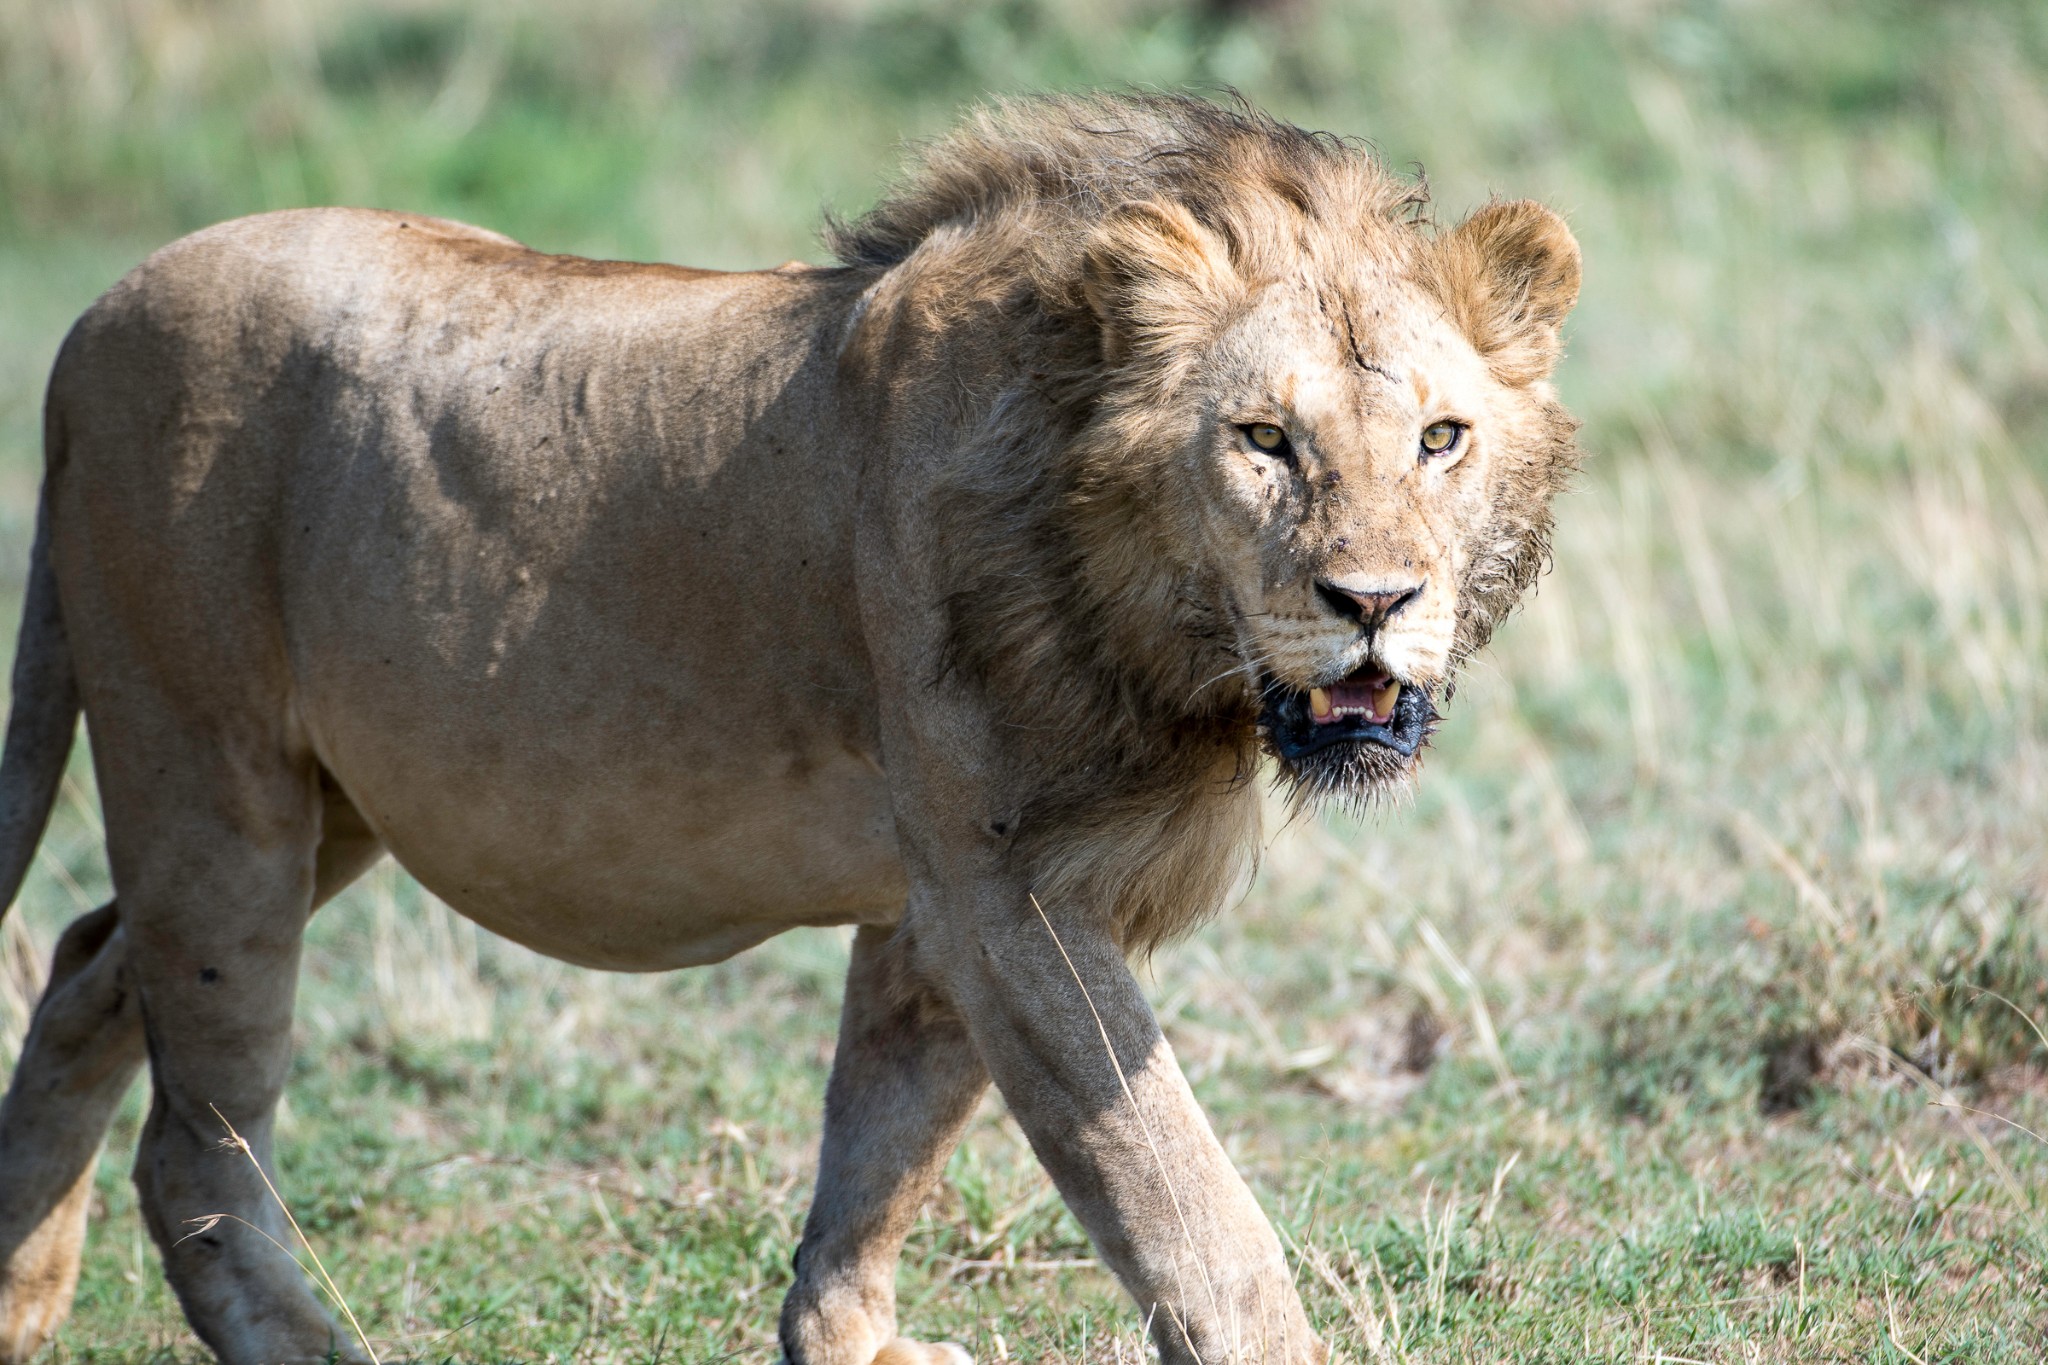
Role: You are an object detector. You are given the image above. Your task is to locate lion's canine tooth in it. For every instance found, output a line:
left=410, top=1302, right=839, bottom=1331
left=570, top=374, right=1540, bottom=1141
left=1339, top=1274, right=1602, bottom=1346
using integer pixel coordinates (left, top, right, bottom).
left=1373, top=680, right=1401, bottom=719
left=1309, top=687, right=1333, bottom=721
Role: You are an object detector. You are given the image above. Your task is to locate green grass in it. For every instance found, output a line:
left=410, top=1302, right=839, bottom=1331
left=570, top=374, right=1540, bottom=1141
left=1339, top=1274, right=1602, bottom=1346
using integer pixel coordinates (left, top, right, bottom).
left=3, top=0, right=2047, bottom=1360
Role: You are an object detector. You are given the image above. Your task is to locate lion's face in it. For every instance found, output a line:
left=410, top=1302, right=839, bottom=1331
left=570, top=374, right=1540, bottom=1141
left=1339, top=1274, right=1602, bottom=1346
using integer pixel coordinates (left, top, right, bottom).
left=1196, top=276, right=1496, bottom=791
left=1082, top=197, right=1581, bottom=801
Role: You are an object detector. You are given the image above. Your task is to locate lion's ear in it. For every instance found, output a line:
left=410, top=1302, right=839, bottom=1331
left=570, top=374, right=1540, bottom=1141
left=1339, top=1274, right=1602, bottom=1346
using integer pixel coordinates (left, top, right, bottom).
left=1080, top=201, right=1240, bottom=366
left=1430, top=200, right=1581, bottom=387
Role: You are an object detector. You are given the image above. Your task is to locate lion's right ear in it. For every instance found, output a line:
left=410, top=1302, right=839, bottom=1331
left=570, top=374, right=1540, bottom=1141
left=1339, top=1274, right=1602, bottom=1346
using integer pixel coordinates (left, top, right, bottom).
left=1429, top=200, right=1582, bottom=387
left=1080, top=201, right=1241, bottom=367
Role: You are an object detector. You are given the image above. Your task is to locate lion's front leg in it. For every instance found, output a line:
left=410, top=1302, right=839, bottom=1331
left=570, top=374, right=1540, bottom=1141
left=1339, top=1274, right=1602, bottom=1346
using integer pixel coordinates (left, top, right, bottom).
left=780, top=925, right=988, bottom=1365
left=914, top=883, right=1325, bottom=1365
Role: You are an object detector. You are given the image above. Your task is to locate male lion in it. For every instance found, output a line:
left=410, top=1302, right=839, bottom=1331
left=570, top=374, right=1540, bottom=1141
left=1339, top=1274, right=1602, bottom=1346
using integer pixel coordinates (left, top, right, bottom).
left=0, top=94, right=1578, bottom=1364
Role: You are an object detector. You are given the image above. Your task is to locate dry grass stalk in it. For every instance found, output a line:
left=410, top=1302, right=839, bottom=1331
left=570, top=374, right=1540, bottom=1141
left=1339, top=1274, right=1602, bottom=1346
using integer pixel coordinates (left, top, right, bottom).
left=1292, top=1237, right=1404, bottom=1365
left=187, top=1104, right=383, bottom=1365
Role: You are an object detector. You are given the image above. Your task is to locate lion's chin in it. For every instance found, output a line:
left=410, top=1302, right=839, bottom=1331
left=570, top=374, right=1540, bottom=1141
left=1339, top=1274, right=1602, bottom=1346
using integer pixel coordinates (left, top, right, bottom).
left=1259, top=665, right=1437, bottom=803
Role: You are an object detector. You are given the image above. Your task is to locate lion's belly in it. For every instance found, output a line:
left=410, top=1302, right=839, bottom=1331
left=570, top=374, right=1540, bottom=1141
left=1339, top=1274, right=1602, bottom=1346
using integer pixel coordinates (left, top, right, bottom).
left=312, top=701, right=908, bottom=971
left=287, top=468, right=911, bottom=971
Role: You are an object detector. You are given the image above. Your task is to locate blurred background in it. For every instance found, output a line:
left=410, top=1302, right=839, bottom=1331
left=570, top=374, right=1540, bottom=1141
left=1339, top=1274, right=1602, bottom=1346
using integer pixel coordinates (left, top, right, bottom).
left=2, top=1, right=2046, bottom=1359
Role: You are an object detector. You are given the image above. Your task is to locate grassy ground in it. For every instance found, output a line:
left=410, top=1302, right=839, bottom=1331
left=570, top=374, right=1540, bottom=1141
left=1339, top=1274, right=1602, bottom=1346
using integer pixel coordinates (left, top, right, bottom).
left=3, top=0, right=2047, bottom=1360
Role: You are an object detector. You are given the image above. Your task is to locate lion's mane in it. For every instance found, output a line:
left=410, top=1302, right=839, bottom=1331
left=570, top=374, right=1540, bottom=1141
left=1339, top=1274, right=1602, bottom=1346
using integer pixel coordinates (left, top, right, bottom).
left=830, top=94, right=1578, bottom=951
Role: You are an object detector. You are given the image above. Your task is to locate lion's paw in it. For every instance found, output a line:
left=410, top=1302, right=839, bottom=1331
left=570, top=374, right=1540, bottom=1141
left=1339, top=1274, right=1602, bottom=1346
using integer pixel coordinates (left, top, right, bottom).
left=870, top=1338, right=973, bottom=1365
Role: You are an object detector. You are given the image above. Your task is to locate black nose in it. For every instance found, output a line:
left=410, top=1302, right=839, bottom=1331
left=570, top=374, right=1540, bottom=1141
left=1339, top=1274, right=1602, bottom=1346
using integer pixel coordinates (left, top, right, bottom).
left=1316, top=579, right=1423, bottom=632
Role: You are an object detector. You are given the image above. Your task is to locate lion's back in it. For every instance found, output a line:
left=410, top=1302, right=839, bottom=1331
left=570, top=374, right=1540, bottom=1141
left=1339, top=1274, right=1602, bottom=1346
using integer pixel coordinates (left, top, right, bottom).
left=48, top=208, right=725, bottom=419
left=40, top=207, right=871, bottom=715
left=44, top=207, right=846, bottom=528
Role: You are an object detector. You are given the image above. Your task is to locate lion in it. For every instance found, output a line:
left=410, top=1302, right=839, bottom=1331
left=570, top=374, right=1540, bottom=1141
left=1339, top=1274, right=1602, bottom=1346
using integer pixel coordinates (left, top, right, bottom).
left=0, top=93, right=1579, bottom=1364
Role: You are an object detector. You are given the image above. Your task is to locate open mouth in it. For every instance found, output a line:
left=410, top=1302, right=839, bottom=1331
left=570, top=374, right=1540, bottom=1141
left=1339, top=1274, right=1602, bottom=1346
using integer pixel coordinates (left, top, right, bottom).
left=1260, top=664, right=1435, bottom=765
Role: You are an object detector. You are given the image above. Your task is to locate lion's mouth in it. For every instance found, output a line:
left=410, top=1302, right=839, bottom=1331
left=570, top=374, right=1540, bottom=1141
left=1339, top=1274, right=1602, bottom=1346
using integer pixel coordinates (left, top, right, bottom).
left=1261, top=664, right=1434, bottom=763
left=1309, top=674, right=1403, bottom=729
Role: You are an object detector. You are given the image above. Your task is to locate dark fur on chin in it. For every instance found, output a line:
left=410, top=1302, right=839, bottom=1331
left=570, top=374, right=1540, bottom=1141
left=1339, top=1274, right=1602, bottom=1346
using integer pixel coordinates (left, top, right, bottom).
left=1259, top=675, right=1441, bottom=811
left=1266, top=706, right=1441, bottom=814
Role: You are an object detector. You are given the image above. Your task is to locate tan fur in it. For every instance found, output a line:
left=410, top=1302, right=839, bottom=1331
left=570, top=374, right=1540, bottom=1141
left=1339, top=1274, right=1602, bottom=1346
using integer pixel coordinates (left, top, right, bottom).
left=0, top=93, right=1578, bottom=1364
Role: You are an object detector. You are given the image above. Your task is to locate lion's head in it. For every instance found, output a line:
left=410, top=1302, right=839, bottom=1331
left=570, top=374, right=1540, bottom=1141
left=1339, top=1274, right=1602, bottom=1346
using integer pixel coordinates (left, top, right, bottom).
left=835, top=94, right=1580, bottom=930
left=1071, top=187, right=1581, bottom=803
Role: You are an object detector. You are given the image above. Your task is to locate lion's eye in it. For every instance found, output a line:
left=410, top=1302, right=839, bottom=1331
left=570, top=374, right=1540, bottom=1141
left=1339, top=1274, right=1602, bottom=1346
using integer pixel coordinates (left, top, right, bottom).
left=1419, top=421, right=1465, bottom=457
left=1244, top=423, right=1290, bottom=454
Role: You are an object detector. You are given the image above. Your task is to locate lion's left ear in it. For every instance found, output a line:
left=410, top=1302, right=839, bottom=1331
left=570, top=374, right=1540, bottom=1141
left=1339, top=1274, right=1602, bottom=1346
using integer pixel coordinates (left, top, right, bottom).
left=1428, top=200, right=1581, bottom=387
left=1080, top=200, right=1241, bottom=367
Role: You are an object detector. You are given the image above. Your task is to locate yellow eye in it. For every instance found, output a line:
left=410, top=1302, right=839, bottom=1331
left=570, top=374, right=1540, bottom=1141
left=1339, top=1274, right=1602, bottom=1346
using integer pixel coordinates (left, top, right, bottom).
left=1420, top=421, right=1464, bottom=455
left=1247, top=423, right=1287, bottom=452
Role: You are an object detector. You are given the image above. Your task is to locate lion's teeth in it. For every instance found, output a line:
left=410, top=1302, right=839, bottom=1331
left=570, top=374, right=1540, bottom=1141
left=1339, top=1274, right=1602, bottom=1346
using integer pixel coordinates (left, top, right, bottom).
left=1372, top=680, right=1401, bottom=719
left=1309, top=687, right=1333, bottom=721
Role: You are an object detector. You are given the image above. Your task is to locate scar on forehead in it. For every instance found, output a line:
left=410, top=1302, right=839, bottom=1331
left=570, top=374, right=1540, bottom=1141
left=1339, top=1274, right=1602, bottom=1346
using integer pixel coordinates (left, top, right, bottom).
left=1319, top=287, right=1401, bottom=385
left=1413, top=370, right=1432, bottom=408
left=1343, top=309, right=1403, bottom=387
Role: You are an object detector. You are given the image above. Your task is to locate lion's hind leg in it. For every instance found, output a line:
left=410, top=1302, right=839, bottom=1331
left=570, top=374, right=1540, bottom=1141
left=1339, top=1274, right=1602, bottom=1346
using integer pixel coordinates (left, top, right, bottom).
left=105, top=750, right=373, bottom=1365
left=36, top=596, right=378, bottom=1364
left=0, top=903, right=146, bottom=1365
left=0, top=772, right=381, bottom=1365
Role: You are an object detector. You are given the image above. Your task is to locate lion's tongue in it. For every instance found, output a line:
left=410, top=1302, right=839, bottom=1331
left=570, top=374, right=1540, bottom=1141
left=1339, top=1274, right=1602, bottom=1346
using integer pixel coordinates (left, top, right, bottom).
left=1308, top=677, right=1401, bottom=727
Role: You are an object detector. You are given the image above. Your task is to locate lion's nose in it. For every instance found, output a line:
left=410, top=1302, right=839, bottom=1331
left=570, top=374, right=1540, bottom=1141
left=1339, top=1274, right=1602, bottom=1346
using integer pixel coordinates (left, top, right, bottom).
left=1315, top=576, right=1424, bottom=633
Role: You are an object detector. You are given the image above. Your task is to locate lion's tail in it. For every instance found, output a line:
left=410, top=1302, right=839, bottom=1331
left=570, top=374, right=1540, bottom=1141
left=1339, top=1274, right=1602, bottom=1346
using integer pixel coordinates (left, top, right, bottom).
left=0, top=406, right=81, bottom=928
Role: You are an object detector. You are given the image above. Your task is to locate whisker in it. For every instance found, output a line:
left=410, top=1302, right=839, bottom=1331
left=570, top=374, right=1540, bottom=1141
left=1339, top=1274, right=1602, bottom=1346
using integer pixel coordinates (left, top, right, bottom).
left=1186, top=639, right=1282, bottom=707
